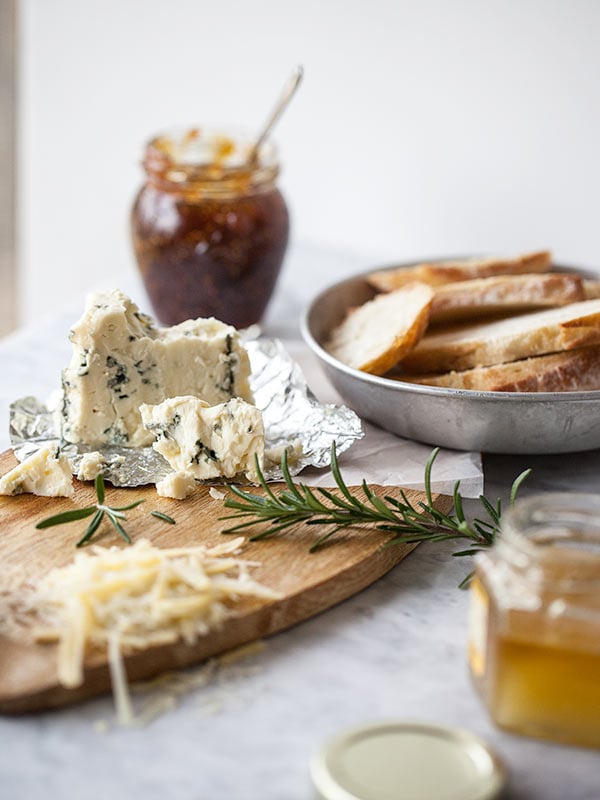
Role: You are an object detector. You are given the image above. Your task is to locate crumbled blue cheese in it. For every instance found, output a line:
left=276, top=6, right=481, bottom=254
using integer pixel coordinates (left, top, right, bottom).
left=140, top=396, right=264, bottom=483
left=76, top=451, right=106, bottom=481
left=264, top=438, right=304, bottom=470
left=60, top=290, right=253, bottom=448
left=155, top=471, right=197, bottom=500
left=0, top=444, right=74, bottom=497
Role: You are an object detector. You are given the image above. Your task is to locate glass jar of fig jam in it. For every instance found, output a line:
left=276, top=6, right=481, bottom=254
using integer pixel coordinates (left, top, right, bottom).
left=131, top=128, right=289, bottom=328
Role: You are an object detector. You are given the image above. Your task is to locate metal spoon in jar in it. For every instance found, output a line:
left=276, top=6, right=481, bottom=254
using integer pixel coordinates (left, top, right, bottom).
left=247, top=65, right=303, bottom=164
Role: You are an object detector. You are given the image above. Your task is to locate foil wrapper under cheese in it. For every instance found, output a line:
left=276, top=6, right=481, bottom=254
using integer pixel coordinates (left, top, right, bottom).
left=8, top=337, right=363, bottom=486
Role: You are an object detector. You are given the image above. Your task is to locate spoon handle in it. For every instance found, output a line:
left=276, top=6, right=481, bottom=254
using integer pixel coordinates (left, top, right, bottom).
left=248, top=65, right=303, bottom=163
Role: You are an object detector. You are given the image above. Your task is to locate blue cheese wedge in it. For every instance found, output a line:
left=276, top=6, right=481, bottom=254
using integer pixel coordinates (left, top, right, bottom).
left=60, top=289, right=253, bottom=448
left=0, top=444, right=74, bottom=497
left=140, top=396, right=264, bottom=484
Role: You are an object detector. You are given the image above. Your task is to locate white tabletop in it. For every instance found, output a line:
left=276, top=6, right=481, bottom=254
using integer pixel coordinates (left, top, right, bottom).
left=1, top=246, right=599, bottom=800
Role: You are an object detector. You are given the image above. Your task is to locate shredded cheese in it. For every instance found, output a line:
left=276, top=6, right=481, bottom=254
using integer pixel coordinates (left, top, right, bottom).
left=27, top=537, right=279, bottom=722
left=108, top=633, right=134, bottom=725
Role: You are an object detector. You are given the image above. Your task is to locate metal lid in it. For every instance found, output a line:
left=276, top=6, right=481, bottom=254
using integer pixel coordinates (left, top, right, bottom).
left=309, top=721, right=507, bottom=800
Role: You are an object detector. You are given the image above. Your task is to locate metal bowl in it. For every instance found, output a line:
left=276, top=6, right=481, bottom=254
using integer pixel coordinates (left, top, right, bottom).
left=301, top=262, right=600, bottom=454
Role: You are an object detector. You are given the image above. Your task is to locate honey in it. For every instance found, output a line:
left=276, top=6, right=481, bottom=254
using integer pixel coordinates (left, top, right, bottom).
left=469, top=493, right=600, bottom=749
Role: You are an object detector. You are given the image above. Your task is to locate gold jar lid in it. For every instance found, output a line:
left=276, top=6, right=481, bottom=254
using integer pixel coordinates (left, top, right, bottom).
left=309, top=721, right=507, bottom=800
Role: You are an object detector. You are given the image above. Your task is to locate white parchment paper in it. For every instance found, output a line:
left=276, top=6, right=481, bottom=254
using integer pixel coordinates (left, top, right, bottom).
left=288, top=343, right=484, bottom=498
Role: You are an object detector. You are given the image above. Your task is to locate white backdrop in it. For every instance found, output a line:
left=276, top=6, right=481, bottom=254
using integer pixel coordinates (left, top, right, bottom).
left=18, top=0, right=600, bottom=324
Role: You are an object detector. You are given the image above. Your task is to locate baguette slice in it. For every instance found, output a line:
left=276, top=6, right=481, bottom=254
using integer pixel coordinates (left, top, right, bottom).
left=400, top=346, right=600, bottom=392
left=400, top=299, right=600, bottom=373
left=368, top=250, right=552, bottom=292
left=430, top=273, right=584, bottom=325
left=325, top=282, right=433, bottom=375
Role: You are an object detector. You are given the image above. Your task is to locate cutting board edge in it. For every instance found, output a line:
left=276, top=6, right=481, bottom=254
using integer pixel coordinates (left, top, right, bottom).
left=0, top=539, right=418, bottom=714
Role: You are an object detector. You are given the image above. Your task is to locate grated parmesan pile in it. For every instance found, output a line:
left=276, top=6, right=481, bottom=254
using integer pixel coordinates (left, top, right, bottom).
left=28, top=537, right=279, bottom=701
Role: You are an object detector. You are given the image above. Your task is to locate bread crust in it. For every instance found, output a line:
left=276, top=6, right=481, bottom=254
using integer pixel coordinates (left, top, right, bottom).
left=584, top=280, right=600, bottom=299
left=401, top=345, right=600, bottom=392
left=368, top=250, right=552, bottom=292
left=429, top=273, right=584, bottom=324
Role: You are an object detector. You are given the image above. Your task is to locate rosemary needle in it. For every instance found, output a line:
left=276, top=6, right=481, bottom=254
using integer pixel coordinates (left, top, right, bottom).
left=151, top=510, right=176, bottom=524
left=221, top=444, right=531, bottom=587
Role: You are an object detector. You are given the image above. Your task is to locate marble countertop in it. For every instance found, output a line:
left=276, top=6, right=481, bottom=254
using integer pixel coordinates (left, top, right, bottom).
left=1, top=246, right=599, bottom=800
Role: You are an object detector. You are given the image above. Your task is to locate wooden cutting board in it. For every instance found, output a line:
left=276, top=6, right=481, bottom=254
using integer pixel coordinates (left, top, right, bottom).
left=0, top=449, right=451, bottom=714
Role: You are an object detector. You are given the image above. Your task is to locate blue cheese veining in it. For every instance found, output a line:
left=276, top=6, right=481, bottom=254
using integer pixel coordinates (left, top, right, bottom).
left=60, top=290, right=253, bottom=448
left=140, top=396, right=264, bottom=484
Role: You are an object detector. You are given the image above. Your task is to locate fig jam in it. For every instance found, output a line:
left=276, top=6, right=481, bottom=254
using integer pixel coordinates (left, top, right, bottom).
left=131, top=130, right=289, bottom=328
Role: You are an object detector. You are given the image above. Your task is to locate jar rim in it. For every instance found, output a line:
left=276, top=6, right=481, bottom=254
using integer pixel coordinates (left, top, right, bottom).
left=499, top=492, right=600, bottom=587
left=142, top=125, right=280, bottom=184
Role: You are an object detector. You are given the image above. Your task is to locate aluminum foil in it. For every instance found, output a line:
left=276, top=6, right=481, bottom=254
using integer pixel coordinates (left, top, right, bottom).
left=9, top=337, right=363, bottom=486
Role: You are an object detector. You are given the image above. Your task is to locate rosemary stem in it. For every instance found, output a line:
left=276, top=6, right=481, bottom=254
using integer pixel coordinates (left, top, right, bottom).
left=220, top=442, right=530, bottom=588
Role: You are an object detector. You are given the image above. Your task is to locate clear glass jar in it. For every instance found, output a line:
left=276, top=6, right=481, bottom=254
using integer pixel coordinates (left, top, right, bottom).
left=131, top=128, right=289, bottom=328
left=468, top=493, right=600, bottom=749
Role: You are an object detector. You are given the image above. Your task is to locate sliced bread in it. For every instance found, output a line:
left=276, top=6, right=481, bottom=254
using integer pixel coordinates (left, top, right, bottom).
left=325, top=282, right=433, bottom=375
left=401, top=346, right=600, bottom=392
left=429, top=273, right=584, bottom=325
left=399, top=299, right=600, bottom=373
left=368, top=250, right=552, bottom=292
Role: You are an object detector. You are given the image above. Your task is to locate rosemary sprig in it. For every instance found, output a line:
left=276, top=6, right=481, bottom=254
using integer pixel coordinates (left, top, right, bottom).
left=221, top=445, right=531, bottom=586
left=35, top=474, right=144, bottom=547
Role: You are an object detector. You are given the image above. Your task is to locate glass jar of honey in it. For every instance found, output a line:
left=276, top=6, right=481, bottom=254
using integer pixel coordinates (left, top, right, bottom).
left=468, top=493, right=600, bottom=749
left=131, top=128, right=289, bottom=328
